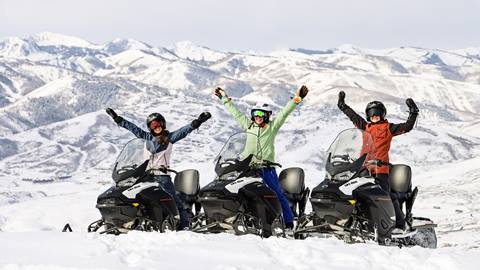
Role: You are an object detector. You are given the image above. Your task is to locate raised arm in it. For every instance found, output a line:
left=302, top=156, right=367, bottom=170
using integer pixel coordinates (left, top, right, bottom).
left=169, top=112, right=211, bottom=143
left=106, top=108, right=152, bottom=140
left=270, top=85, right=309, bottom=131
left=214, top=87, right=251, bottom=130
left=169, top=124, right=194, bottom=143
left=337, top=91, right=367, bottom=130
left=390, top=98, right=419, bottom=136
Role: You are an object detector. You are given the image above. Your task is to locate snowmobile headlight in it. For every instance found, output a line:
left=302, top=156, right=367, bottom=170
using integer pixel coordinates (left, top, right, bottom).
left=117, top=177, right=136, bottom=187
left=348, top=200, right=357, bottom=205
left=334, top=171, right=352, bottom=181
left=98, top=198, right=118, bottom=205
left=132, top=203, right=140, bottom=207
left=220, top=171, right=240, bottom=180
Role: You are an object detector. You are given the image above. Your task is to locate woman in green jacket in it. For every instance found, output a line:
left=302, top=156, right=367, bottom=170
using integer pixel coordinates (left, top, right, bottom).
left=214, top=86, right=309, bottom=229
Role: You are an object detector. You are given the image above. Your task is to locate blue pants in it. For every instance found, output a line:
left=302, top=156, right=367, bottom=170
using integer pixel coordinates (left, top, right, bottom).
left=261, top=168, right=294, bottom=225
left=154, top=175, right=189, bottom=229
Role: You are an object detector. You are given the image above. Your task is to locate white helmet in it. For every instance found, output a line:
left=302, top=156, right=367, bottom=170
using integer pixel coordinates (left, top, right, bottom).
left=251, top=103, right=272, bottom=123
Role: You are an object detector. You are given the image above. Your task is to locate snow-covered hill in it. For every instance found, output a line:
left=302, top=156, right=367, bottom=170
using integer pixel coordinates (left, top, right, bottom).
left=0, top=33, right=479, bottom=269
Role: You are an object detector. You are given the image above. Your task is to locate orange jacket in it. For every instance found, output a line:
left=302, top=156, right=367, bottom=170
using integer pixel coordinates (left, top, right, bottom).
left=341, top=104, right=417, bottom=174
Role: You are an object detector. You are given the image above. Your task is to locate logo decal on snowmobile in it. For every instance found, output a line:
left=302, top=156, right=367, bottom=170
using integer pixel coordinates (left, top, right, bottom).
left=225, top=177, right=262, bottom=193
left=339, top=177, right=375, bottom=195
left=123, top=182, right=159, bottom=199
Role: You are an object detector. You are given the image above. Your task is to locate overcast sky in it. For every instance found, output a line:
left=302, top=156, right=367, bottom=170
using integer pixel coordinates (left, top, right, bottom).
left=1, top=0, right=479, bottom=52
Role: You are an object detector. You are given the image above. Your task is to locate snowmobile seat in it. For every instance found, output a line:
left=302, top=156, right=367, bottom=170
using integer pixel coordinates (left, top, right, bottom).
left=388, top=164, right=412, bottom=193
left=175, top=169, right=200, bottom=196
left=174, top=169, right=201, bottom=216
left=279, top=167, right=310, bottom=217
left=389, top=164, right=419, bottom=224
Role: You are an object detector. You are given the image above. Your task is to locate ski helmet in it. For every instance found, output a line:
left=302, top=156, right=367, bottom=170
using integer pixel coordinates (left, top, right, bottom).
left=146, top=112, right=166, bottom=134
left=251, top=103, right=272, bottom=123
left=365, top=101, right=387, bottom=122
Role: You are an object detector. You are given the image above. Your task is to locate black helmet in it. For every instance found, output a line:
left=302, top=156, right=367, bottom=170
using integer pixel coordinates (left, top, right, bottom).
left=365, top=101, right=386, bottom=121
left=146, top=112, right=166, bottom=134
left=251, top=103, right=272, bottom=123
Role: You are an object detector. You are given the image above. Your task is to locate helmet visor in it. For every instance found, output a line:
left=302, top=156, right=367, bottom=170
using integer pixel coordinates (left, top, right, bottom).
left=367, top=107, right=384, bottom=118
left=252, top=110, right=266, bottom=118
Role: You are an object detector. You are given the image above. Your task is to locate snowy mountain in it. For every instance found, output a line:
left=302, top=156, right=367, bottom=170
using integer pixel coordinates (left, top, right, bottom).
left=1, top=33, right=480, bottom=269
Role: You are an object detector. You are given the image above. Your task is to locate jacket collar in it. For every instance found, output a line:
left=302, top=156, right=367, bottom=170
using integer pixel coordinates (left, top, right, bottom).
left=249, top=122, right=267, bottom=129
left=368, top=119, right=389, bottom=126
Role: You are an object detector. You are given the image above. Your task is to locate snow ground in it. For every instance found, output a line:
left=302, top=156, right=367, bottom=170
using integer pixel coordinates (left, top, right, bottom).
left=1, top=231, right=479, bottom=270
left=1, top=156, right=480, bottom=269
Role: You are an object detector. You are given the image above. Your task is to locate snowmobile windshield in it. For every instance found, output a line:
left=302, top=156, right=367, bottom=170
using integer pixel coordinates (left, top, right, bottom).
left=112, top=138, right=149, bottom=183
left=214, top=132, right=261, bottom=179
left=325, top=128, right=376, bottom=181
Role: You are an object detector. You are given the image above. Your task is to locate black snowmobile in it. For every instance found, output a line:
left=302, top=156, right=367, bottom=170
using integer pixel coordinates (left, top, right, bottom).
left=190, top=132, right=286, bottom=237
left=293, top=128, right=437, bottom=248
left=88, top=138, right=200, bottom=234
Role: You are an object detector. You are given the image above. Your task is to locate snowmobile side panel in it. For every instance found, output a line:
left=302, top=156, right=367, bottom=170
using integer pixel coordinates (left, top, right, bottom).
left=353, top=184, right=395, bottom=237
left=239, top=182, right=282, bottom=234
left=136, top=186, right=178, bottom=222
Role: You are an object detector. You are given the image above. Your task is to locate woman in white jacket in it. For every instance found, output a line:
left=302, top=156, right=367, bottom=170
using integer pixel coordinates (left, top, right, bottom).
left=106, top=108, right=211, bottom=229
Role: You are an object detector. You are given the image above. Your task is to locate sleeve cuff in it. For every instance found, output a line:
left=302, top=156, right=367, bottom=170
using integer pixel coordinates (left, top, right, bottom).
left=221, top=96, right=231, bottom=104
left=292, top=96, right=302, bottom=104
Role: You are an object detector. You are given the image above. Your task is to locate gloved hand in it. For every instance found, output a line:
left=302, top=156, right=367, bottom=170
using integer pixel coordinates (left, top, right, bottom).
left=191, top=112, right=212, bottom=129
left=296, top=85, right=309, bottom=98
left=338, top=91, right=346, bottom=110
left=106, top=108, right=123, bottom=124
left=214, top=87, right=227, bottom=99
left=406, top=98, right=419, bottom=114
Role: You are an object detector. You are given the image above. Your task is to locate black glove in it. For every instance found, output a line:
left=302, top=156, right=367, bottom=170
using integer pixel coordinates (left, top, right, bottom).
left=338, top=91, right=346, bottom=110
left=406, top=98, right=419, bottom=114
left=214, top=87, right=226, bottom=99
left=297, top=85, right=309, bottom=98
left=106, top=108, right=123, bottom=124
left=191, top=112, right=211, bottom=129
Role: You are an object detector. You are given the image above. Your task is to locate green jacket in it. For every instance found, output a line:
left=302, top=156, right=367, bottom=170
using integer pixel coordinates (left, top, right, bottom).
left=222, top=97, right=298, bottom=163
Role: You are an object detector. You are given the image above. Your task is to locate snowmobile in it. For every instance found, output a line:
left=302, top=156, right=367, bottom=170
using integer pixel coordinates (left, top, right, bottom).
left=293, top=128, right=437, bottom=248
left=87, top=138, right=200, bottom=234
left=190, top=132, right=285, bottom=237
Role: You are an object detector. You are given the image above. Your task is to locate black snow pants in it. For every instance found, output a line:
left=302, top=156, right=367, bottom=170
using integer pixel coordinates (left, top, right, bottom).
left=374, top=173, right=406, bottom=229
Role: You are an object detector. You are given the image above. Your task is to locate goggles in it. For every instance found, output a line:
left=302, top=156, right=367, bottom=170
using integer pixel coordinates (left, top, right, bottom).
left=367, top=108, right=383, bottom=118
left=252, top=110, right=266, bottom=118
left=149, top=120, right=163, bottom=130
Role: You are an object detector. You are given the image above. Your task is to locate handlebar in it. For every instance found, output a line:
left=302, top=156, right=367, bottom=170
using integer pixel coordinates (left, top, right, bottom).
left=147, top=167, right=178, bottom=175
left=365, top=159, right=392, bottom=167
left=256, top=160, right=282, bottom=168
